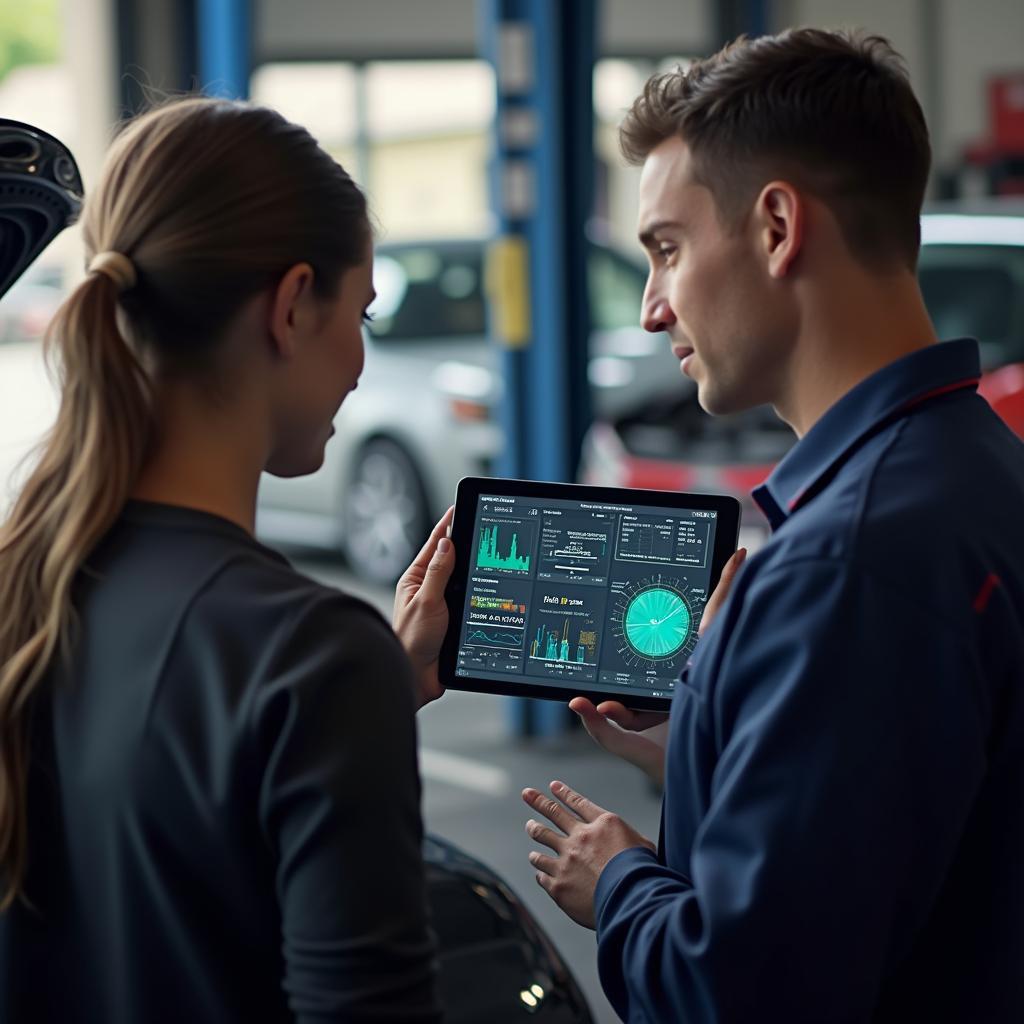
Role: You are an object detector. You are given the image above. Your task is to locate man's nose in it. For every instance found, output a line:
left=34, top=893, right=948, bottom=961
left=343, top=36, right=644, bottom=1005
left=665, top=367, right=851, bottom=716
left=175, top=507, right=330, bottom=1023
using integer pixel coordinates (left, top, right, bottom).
left=641, top=283, right=676, bottom=334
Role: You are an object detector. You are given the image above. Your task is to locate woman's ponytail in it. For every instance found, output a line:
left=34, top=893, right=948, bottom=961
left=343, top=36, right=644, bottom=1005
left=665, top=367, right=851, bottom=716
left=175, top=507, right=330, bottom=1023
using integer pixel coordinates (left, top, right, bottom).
left=0, top=262, right=152, bottom=910
left=0, top=94, right=368, bottom=911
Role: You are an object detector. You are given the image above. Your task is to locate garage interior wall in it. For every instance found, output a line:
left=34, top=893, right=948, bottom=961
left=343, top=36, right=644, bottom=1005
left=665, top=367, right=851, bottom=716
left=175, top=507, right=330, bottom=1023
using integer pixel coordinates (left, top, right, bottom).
left=774, top=0, right=1024, bottom=175
left=74, top=0, right=1023, bottom=199
left=938, top=0, right=1024, bottom=170
left=254, top=0, right=710, bottom=61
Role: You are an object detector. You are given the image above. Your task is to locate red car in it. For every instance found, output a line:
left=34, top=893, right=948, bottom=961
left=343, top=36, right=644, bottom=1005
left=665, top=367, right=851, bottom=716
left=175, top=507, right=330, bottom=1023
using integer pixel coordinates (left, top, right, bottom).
left=580, top=202, right=1024, bottom=545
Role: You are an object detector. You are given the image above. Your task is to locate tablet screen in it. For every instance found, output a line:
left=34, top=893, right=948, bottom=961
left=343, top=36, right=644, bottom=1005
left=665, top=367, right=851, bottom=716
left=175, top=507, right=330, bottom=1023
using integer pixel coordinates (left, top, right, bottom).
left=451, top=487, right=726, bottom=703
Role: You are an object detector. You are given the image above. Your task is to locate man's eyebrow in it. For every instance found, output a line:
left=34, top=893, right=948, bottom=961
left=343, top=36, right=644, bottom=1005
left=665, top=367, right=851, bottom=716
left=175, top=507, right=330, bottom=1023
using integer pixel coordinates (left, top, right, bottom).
left=638, top=220, right=685, bottom=247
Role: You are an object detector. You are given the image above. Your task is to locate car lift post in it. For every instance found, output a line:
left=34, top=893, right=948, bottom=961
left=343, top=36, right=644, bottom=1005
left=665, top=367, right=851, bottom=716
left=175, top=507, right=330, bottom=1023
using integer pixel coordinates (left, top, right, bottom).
left=713, top=0, right=770, bottom=45
left=197, top=0, right=252, bottom=99
left=481, top=0, right=595, bottom=738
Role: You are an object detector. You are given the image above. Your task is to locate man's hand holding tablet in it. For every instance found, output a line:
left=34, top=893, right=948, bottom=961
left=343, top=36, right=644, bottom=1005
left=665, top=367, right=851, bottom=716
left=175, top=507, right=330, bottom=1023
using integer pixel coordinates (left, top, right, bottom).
left=567, top=545, right=748, bottom=784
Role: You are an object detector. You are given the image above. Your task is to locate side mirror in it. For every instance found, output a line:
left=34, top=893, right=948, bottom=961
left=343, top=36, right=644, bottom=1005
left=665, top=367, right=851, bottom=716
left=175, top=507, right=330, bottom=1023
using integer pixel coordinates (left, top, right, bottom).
left=0, top=119, right=83, bottom=300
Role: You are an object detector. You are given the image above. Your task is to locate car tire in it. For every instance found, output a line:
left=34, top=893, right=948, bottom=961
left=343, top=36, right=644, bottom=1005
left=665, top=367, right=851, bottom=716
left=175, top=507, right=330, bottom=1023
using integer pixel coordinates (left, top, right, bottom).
left=341, top=438, right=430, bottom=585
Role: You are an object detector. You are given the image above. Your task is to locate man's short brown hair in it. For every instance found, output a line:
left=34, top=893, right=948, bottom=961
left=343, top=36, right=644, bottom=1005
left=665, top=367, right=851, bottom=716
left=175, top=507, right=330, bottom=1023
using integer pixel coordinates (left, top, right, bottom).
left=621, top=28, right=931, bottom=270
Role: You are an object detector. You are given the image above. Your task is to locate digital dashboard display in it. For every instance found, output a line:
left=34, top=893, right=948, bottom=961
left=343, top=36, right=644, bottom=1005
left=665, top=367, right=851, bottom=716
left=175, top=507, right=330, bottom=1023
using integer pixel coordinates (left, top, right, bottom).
left=454, top=492, right=719, bottom=701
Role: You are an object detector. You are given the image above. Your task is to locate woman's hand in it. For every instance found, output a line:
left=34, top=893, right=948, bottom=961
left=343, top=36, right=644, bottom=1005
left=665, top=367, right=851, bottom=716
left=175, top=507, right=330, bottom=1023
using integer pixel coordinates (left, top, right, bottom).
left=569, top=546, right=748, bottom=783
left=393, top=507, right=456, bottom=710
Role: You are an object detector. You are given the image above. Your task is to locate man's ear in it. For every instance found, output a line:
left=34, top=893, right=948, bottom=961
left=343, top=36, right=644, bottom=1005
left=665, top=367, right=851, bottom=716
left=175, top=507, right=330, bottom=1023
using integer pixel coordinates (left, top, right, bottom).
left=269, top=262, right=316, bottom=359
left=755, top=181, right=803, bottom=279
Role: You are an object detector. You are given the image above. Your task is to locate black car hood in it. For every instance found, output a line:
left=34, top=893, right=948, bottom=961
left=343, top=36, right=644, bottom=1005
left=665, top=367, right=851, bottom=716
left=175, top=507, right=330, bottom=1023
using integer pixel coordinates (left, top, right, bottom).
left=0, top=119, right=82, bottom=299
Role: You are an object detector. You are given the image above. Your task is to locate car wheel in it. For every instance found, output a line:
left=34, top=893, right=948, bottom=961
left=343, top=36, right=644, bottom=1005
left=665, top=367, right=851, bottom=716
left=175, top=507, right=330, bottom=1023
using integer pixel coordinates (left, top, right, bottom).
left=341, top=438, right=430, bottom=585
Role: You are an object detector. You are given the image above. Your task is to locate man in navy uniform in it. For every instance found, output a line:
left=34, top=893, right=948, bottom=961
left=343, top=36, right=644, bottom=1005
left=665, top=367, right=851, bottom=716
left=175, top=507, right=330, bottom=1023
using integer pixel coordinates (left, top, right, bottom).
left=522, top=28, right=1024, bottom=1023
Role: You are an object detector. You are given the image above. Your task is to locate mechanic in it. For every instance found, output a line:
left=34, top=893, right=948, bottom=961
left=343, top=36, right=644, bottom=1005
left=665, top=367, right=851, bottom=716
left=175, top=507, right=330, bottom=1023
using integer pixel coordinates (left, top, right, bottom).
left=522, top=28, right=1024, bottom=1023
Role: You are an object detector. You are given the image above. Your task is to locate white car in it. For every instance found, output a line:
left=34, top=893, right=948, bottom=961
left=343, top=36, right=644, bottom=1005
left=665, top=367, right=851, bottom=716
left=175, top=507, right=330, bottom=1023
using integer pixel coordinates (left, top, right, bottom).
left=256, top=238, right=680, bottom=583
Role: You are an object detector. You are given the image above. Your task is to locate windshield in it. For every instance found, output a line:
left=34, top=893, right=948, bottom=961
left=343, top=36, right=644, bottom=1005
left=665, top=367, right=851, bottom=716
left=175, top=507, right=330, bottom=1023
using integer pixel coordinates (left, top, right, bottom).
left=918, top=242, right=1024, bottom=369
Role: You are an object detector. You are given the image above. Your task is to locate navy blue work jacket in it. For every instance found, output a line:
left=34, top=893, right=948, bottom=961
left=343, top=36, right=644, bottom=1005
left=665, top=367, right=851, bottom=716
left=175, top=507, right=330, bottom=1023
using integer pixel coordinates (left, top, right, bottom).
left=594, top=339, right=1024, bottom=1023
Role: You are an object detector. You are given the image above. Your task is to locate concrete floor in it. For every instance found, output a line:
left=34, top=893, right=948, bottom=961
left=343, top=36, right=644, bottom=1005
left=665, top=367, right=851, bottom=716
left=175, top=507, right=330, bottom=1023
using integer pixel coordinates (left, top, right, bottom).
left=293, top=552, right=664, bottom=1024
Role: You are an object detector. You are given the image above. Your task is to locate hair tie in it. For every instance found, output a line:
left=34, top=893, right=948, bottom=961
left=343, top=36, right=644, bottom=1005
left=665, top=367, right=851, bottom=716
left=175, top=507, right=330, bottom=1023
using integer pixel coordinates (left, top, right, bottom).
left=88, top=251, right=137, bottom=293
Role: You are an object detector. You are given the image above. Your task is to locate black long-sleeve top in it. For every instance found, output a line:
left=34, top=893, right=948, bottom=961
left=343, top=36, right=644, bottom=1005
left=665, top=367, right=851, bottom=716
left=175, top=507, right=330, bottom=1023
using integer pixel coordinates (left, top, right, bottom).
left=0, top=500, right=440, bottom=1023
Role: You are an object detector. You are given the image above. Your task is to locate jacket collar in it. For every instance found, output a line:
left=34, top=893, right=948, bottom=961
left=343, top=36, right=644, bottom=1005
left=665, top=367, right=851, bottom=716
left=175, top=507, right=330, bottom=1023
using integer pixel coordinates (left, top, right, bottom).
left=753, top=339, right=981, bottom=530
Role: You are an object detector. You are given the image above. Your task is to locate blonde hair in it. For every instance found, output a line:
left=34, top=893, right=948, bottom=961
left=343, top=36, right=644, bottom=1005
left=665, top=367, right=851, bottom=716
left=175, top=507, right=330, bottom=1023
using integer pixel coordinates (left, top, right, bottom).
left=0, top=97, right=369, bottom=909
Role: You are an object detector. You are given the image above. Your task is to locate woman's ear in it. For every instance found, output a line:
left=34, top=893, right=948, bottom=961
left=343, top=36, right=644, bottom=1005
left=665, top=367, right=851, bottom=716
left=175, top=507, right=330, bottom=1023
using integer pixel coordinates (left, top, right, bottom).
left=268, top=262, right=316, bottom=358
left=755, top=181, right=803, bottom=279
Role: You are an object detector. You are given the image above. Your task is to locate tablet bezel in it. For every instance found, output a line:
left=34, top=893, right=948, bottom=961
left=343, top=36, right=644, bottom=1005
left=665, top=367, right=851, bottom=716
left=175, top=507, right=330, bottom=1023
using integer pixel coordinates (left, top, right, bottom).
left=439, top=476, right=741, bottom=711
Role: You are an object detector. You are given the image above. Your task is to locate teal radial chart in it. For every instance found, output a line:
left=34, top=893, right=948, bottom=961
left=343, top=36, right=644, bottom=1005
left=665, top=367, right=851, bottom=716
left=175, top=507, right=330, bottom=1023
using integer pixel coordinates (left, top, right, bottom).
left=624, top=588, right=690, bottom=658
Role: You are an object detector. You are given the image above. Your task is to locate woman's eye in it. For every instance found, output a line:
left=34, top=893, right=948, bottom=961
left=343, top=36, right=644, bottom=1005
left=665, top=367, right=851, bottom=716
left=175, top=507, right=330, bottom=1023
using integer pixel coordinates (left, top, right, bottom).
left=657, top=245, right=677, bottom=260
left=361, top=311, right=376, bottom=324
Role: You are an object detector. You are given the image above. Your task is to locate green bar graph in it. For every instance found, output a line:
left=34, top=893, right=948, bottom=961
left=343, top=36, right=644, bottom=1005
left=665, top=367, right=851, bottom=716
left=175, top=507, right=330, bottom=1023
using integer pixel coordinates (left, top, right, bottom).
left=476, top=523, right=531, bottom=572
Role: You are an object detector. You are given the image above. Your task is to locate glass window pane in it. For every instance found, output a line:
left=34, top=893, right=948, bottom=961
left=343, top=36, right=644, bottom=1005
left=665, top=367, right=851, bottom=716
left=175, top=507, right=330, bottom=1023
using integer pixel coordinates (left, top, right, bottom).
left=588, top=246, right=645, bottom=330
left=368, top=244, right=485, bottom=341
left=918, top=244, right=1024, bottom=367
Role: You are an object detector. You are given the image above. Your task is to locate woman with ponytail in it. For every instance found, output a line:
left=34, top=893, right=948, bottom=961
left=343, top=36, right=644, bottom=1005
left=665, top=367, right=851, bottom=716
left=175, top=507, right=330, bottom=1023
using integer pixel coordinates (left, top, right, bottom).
left=0, top=97, right=451, bottom=1023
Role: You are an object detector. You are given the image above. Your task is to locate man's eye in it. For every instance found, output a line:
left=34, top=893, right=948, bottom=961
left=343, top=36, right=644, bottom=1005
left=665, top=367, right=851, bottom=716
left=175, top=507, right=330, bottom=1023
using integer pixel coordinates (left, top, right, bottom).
left=657, top=245, right=677, bottom=260
left=361, top=311, right=376, bottom=324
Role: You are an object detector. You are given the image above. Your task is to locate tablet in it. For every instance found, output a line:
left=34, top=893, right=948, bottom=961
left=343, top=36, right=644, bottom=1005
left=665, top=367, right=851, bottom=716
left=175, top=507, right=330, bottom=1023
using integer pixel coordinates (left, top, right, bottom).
left=439, top=477, right=740, bottom=711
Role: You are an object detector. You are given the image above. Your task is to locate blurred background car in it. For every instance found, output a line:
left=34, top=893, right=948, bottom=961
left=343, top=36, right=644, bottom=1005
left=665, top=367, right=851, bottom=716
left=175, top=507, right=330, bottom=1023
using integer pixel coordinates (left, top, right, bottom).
left=256, top=235, right=680, bottom=583
left=579, top=202, right=1024, bottom=546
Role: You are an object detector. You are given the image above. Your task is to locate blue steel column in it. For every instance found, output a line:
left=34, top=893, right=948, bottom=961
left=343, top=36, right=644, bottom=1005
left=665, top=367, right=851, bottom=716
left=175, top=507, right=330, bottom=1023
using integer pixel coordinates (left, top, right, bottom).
left=481, top=0, right=595, bottom=737
left=714, top=0, right=770, bottom=46
left=197, top=0, right=251, bottom=99
left=745, top=0, right=770, bottom=38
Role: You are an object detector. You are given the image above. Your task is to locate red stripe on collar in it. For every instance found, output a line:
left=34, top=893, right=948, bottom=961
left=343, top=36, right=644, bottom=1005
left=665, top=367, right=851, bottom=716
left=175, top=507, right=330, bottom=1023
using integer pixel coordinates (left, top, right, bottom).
left=785, top=376, right=981, bottom=516
left=900, top=377, right=980, bottom=413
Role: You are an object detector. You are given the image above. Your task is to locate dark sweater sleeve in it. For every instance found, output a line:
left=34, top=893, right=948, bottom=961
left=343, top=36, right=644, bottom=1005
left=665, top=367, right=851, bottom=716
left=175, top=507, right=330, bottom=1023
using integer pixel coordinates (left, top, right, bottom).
left=249, top=595, right=440, bottom=1023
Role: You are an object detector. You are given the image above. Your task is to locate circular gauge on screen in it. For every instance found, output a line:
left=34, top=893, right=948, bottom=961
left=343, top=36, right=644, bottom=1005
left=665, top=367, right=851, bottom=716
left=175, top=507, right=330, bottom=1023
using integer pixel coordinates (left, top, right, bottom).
left=609, top=576, right=704, bottom=671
